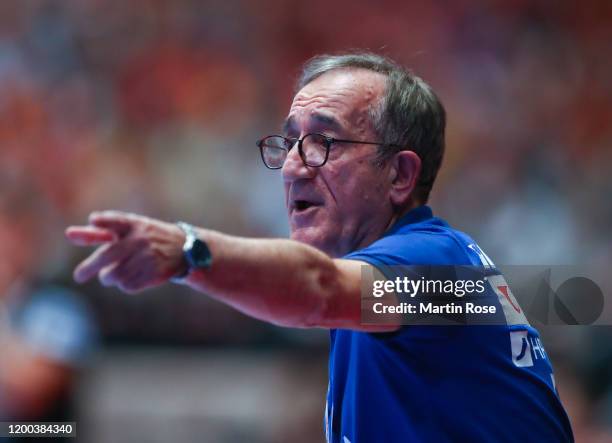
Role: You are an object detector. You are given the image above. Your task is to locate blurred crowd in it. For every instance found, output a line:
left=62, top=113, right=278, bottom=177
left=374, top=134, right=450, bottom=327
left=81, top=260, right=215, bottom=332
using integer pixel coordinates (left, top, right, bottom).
left=1, top=0, right=611, bottom=441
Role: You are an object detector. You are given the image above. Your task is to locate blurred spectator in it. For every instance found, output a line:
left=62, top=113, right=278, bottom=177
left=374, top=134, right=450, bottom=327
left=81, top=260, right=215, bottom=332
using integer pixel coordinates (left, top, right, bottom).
left=0, top=286, right=96, bottom=422
left=0, top=176, right=96, bottom=441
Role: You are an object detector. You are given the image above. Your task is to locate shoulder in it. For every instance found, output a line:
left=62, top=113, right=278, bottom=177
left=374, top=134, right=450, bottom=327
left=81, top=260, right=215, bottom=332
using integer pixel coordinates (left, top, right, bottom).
left=344, top=217, right=482, bottom=267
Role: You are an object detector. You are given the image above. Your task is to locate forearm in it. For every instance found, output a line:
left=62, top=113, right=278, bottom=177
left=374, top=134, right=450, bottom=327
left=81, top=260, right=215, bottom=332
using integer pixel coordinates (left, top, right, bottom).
left=182, top=229, right=355, bottom=328
left=66, top=211, right=387, bottom=331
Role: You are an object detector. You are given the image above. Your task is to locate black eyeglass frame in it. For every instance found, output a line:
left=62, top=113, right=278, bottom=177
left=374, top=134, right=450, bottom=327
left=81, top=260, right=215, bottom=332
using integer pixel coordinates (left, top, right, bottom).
left=256, top=133, right=403, bottom=170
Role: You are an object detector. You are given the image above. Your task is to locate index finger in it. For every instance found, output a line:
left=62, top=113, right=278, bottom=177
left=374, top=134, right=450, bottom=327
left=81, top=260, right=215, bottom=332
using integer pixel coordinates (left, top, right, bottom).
left=65, top=226, right=116, bottom=246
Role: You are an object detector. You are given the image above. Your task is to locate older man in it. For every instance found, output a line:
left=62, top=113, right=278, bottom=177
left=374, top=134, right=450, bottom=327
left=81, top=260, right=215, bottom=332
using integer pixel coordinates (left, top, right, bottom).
left=67, top=53, right=573, bottom=442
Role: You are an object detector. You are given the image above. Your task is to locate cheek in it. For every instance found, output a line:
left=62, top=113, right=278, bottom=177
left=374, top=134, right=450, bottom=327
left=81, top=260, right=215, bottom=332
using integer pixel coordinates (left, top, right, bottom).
left=283, top=182, right=290, bottom=206
left=329, top=163, right=388, bottom=209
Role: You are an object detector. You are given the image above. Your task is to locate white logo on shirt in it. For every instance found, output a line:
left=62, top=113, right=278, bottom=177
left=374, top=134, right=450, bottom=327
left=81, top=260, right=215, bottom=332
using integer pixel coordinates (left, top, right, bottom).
left=510, top=330, right=533, bottom=367
left=468, top=243, right=495, bottom=268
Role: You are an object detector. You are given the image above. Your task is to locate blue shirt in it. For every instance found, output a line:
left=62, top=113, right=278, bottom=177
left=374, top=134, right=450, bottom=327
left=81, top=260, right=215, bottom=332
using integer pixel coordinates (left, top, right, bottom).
left=326, top=206, right=573, bottom=443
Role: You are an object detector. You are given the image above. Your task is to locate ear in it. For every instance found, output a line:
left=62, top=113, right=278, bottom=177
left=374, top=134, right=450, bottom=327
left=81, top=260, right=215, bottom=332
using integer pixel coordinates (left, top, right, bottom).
left=388, top=151, right=421, bottom=208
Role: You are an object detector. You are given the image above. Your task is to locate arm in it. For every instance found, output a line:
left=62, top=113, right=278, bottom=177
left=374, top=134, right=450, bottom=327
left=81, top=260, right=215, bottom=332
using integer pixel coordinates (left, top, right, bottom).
left=66, top=211, right=397, bottom=332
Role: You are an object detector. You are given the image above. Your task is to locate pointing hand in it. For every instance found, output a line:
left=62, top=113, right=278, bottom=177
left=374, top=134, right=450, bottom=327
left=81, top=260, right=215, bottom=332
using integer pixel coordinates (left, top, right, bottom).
left=65, top=211, right=186, bottom=293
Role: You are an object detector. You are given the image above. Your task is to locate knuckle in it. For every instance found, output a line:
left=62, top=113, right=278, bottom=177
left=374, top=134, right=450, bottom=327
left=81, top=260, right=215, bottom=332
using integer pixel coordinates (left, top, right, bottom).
left=143, top=222, right=158, bottom=237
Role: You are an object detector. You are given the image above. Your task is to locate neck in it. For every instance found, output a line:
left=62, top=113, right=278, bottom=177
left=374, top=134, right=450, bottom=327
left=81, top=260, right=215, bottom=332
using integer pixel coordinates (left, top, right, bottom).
left=384, top=199, right=420, bottom=233
left=339, top=200, right=421, bottom=257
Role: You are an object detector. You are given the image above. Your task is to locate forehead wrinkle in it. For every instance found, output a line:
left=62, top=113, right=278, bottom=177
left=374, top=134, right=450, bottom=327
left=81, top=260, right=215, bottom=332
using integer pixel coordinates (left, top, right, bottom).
left=291, top=81, right=358, bottom=109
left=287, top=97, right=353, bottom=133
left=282, top=109, right=343, bottom=134
left=288, top=70, right=386, bottom=137
left=290, top=92, right=354, bottom=112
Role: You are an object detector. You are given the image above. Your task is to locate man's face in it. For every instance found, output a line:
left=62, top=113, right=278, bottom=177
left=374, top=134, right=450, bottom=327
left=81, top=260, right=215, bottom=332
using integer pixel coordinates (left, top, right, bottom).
left=282, top=69, right=395, bottom=257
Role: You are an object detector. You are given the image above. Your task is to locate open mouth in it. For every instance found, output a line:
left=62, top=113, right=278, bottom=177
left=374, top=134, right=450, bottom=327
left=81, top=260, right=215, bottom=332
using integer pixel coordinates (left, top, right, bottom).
left=294, top=200, right=318, bottom=212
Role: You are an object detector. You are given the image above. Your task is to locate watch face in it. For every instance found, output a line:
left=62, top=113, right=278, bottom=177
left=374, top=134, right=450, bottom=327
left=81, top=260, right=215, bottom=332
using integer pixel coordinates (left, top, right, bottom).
left=190, top=238, right=212, bottom=268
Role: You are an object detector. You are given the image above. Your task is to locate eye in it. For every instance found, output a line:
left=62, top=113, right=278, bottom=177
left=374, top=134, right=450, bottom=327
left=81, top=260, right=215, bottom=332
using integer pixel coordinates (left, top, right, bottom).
left=319, top=135, right=336, bottom=149
left=306, top=134, right=330, bottom=148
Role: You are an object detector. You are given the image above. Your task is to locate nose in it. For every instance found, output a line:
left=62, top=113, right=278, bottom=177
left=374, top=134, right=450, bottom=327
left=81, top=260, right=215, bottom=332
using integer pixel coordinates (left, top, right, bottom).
left=281, top=140, right=316, bottom=183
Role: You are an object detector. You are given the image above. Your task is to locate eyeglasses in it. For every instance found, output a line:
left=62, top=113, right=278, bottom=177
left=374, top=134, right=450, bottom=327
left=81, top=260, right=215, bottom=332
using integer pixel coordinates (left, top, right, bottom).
left=256, top=133, right=401, bottom=169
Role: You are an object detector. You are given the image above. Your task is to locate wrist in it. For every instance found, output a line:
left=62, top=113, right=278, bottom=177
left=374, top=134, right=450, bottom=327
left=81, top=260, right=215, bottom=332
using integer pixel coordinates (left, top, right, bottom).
left=171, top=222, right=212, bottom=283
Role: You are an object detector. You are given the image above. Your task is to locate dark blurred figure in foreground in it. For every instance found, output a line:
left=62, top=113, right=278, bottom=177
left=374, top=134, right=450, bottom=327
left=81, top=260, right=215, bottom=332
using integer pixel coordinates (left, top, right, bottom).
left=0, top=177, right=96, bottom=441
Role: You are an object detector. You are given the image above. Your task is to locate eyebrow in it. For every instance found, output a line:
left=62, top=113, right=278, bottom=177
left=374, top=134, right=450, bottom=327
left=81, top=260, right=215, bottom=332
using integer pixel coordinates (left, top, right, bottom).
left=282, top=112, right=343, bottom=135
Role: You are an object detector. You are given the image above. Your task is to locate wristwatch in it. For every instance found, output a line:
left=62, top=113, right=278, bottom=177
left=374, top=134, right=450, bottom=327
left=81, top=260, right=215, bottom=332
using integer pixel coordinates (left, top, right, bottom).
left=174, top=222, right=212, bottom=279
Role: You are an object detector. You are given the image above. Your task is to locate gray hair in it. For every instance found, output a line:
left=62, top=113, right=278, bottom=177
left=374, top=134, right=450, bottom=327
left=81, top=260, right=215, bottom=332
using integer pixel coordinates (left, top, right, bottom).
left=297, top=52, right=446, bottom=203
